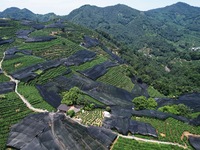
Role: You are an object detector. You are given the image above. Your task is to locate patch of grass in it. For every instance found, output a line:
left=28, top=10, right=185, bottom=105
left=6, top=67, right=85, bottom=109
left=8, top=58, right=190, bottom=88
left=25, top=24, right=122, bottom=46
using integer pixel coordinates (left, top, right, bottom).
left=97, top=65, right=134, bottom=92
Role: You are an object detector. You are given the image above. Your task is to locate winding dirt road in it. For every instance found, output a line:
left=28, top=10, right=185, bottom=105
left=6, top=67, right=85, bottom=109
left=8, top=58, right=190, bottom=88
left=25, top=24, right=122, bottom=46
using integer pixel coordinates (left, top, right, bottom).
left=118, top=134, right=188, bottom=149
left=0, top=52, right=47, bottom=113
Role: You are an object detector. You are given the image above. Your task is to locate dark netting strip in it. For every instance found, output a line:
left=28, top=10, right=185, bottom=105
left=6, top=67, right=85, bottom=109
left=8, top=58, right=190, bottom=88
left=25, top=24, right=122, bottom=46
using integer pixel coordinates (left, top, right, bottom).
left=156, top=93, right=200, bottom=112
left=132, top=109, right=200, bottom=126
left=0, top=38, right=14, bottom=45
left=61, top=49, right=96, bottom=66
left=0, top=81, right=15, bottom=94
left=5, top=47, right=32, bottom=55
left=32, top=24, right=45, bottom=30
left=188, top=136, right=200, bottom=150
left=16, top=29, right=34, bottom=39
left=36, top=85, right=61, bottom=108
left=25, top=36, right=57, bottom=43
left=38, top=75, right=134, bottom=107
left=45, top=22, right=65, bottom=29
left=100, top=44, right=124, bottom=64
left=82, top=36, right=100, bottom=48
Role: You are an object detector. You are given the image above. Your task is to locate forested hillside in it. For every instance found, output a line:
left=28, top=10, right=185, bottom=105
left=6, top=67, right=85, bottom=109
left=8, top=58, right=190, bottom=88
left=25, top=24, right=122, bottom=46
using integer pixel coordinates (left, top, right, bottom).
left=66, top=2, right=200, bottom=96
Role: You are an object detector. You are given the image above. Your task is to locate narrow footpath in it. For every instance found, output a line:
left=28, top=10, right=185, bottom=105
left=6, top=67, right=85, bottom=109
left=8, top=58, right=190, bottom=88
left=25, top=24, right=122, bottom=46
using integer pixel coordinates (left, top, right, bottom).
left=0, top=52, right=47, bottom=113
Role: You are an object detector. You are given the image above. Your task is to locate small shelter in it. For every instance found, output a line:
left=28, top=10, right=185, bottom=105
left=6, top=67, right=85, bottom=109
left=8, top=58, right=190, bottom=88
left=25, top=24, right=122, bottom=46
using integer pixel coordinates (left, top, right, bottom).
left=57, top=104, right=70, bottom=113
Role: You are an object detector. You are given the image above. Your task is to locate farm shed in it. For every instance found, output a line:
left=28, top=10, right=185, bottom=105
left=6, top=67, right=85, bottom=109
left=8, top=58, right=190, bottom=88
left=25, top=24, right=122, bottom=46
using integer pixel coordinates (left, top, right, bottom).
left=57, top=104, right=70, bottom=113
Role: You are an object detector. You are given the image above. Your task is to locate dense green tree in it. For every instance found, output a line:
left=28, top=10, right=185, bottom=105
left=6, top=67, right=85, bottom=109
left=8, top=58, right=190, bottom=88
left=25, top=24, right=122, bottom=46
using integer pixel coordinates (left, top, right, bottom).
left=132, top=96, right=147, bottom=110
left=61, top=87, right=81, bottom=106
left=132, top=96, right=158, bottom=110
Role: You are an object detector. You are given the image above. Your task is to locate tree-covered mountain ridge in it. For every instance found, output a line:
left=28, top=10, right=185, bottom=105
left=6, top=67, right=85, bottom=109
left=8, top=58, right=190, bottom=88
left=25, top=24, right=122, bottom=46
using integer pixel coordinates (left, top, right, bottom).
left=0, top=7, right=58, bottom=22
left=65, top=2, right=200, bottom=96
left=66, top=2, right=200, bottom=47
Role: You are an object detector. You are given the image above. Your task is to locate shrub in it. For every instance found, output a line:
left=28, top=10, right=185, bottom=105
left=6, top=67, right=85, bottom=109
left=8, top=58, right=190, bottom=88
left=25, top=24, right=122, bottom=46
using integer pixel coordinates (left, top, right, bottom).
left=147, top=98, right=158, bottom=109
left=158, top=104, right=191, bottom=117
left=84, top=103, right=95, bottom=111
left=106, top=106, right=111, bottom=112
left=158, top=105, right=179, bottom=115
left=67, top=110, right=75, bottom=117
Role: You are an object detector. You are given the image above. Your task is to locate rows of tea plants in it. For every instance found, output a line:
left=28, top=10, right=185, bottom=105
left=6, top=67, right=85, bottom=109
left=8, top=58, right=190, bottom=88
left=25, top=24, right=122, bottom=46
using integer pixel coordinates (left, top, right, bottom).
left=75, top=109, right=103, bottom=126
left=2, top=54, right=45, bottom=73
left=70, top=55, right=108, bottom=71
left=0, top=92, right=33, bottom=150
left=97, top=65, right=134, bottom=92
left=19, top=37, right=83, bottom=60
left=0, top=20, right=26, bottom=38
left=112, top=137, right=184, bottom=150
left=189, top=112, right=200, bottom=119
left=19, top=37, right=62, bottom=50
left=79, top=93, right=105, bottom=107
left=0, top=74, right=10, bottom=82
left=28, top=65, right=67, bottom=85
left=17, top=84, right=55, bottom=111
left=132, top=116, right=200, bottom=148
left=147, top=86, right=165, bottom=98
left=29, top=29, right=52, bottom=37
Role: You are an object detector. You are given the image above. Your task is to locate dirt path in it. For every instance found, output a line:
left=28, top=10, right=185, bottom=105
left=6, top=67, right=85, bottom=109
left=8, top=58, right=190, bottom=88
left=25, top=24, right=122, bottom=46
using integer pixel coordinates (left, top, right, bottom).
left=49, top=113, right=66, bottom=150
left=181, top=131, right=200, bottom=140
left=0, top=52, right=47, bottom=113
left=118, top=134, right=188, bottom=149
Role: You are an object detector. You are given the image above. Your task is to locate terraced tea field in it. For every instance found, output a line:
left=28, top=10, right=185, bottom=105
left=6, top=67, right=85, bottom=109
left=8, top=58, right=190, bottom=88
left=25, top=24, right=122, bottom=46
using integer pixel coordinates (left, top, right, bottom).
left=97, top=65, right=134, bottom=92
left=132, top=116, right=200, bottom=148
left=75, top=109, right=104, bottom=127
left=0, top=92, right=32, bottom=150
